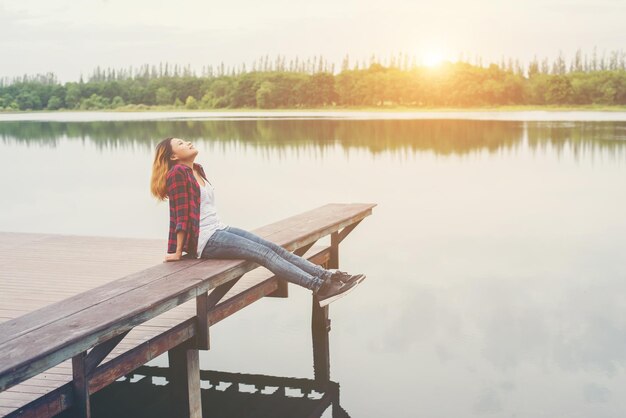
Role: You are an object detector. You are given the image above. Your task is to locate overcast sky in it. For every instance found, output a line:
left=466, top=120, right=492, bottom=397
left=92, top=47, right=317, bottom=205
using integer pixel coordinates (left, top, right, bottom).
left=1, top=0, right=624, bottom=82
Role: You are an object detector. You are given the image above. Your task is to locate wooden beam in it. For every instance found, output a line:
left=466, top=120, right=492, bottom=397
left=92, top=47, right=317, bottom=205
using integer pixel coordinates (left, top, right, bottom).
left=167, top=340, right=202, bottom=418
left=195, top=294, right=209, bottom=352
left=313, top=236, right=335, bottom=383
left=330, top=232, right=339, bottom=270
left=71, top=352, right=90, bottom=418
left=84, top=330, right=129, bottom=375
left=294, top=241, right=317, bottom=256
left=311, top=298, right=331, bottom=383
left=336, top=219, right=363, bottom=245
left=196, top=276, right=241, bottom=350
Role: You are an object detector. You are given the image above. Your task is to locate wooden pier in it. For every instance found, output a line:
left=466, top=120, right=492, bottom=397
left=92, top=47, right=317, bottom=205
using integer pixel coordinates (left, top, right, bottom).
left=0, top=203, right=376, bottom=418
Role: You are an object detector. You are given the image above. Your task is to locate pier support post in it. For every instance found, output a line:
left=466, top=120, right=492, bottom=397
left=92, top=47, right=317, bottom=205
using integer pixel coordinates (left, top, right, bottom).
left=311, top=233, right=337, bottom=382
left=71, top=352, right=91, bottom=418
left=168, top=340, right=202, bottom=418
left=196, top=276, right=243, bottom=350
left=71, top=330, right=129, bottom=418
left=311, top=300, right=331, bottom=382
left=329, top=231, right=339, bottom=270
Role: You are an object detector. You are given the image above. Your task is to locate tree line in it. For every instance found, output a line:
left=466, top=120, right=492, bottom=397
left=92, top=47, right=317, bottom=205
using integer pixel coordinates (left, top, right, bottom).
left=1, top=48, right=625, bottom=111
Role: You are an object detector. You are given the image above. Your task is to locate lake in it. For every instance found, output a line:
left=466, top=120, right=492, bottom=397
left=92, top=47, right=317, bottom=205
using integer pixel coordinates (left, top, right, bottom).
left=1, top=111, right=626, bottom=417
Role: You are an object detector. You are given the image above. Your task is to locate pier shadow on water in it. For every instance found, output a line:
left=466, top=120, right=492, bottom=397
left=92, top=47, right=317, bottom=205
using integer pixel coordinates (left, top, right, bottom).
left=74, top=367, right=349, bottom=418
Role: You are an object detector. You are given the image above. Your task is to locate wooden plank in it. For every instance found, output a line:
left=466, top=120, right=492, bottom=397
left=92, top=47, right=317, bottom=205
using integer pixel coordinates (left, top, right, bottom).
left=0, top=385, right=51, bottom=395
left=0, top=259, right=205, bottom=342
left=1, top=384, right=72, bottom=418
left=2, top=377, right=69, bottom=387
left=0, top=232, right=195, bottom=339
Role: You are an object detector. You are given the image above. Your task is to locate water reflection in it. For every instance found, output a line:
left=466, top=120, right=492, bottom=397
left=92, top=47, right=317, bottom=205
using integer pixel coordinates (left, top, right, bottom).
left=1, top=119, right=625, bottom=159
left=76, top=367, right=349, bottom=418
left=378, top=275, right=626, bottom=374
left=527, top=121, right=626, bottom=160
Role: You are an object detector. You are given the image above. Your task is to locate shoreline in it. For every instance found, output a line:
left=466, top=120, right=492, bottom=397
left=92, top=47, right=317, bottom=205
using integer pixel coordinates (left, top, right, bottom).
left=2, top=106, right=626, bottom=123
left=2, top=104, right=626, bottom=114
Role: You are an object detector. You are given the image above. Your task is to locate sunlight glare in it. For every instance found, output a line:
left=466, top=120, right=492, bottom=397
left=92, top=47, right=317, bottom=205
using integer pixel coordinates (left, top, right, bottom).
left=422, top=51, right=444, bottom=68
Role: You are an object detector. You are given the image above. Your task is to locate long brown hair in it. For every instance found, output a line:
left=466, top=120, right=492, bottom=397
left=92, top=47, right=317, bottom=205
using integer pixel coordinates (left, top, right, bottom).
left=151, top=137, right=175, bottom=201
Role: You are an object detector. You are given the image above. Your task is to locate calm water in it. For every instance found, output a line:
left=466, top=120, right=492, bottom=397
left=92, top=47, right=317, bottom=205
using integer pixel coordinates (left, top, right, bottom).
left=2, top=113, right=626, bottom=417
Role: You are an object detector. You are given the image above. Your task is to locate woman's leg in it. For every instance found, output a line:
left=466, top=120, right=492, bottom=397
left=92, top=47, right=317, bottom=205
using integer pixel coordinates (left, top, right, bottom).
left=200, top=228, right=325, bottom=292
left=222, top=226, right=332, bottom=281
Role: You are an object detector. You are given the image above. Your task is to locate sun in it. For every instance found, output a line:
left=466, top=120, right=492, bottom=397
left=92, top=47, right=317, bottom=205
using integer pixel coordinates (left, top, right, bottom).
left=422, top=51, right=445, bottom=68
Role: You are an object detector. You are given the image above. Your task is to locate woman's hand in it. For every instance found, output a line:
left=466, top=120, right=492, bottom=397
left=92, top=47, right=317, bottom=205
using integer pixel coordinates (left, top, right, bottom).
left=164, top=252, right=182, bottom=262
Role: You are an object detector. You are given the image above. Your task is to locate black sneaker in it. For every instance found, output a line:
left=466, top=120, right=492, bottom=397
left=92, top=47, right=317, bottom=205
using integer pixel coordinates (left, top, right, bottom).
left=328, top=269, right=366, bottom=285
left=315, top=276, right=362, bottom=307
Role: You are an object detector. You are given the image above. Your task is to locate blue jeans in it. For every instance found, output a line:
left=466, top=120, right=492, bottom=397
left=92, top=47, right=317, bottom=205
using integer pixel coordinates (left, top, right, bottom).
left=200, top=225, right=332, bottom=292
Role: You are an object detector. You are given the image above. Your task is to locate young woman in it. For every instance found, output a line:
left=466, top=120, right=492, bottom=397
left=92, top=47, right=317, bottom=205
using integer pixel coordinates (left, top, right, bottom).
left=150, top=137, right=365, bottom=307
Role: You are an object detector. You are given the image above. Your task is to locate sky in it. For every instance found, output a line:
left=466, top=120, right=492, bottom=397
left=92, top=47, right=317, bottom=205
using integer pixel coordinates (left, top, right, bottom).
left=1, top=0, right=624, bottom=82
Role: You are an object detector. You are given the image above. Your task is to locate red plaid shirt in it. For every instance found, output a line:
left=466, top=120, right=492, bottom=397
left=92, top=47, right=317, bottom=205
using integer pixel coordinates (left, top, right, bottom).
left=166, top=162, right=208, bottom=257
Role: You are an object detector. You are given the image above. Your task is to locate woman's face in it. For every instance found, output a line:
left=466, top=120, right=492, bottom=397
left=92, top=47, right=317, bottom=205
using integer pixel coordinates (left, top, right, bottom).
left=169, top=137, right=198, bottom=162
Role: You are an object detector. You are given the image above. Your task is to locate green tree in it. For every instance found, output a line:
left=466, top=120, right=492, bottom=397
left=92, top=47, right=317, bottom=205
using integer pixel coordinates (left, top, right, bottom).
left=207, top=78, right=234, bottom=108
left=79, top=94, right=109, bottom=109
left=46, top=96, right=63, bottom=110
left=155, top=87, right=173, bottom=105
left=185, top=96, right=198, bottom=109
left=256, top=81, right=275, bottom=108
left=545, top=75, right=574, bottom=104
left=111, top=96, right=125, bottom=108
left=3, top=51, right=626, bottom=111
left=65, top=84, right=81, bottom=109
left=16, top=91, right=42, bottom=110
left=0, top=94, right=13, bottom=109
left=200, top=92, right=215, bottom=108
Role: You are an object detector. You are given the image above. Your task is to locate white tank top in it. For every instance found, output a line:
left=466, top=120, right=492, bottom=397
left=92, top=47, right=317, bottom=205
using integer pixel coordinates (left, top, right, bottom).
left=196, top=177, right=228, bottom=258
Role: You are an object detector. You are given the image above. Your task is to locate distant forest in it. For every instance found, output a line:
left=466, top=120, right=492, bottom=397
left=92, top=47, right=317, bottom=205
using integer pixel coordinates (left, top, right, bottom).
left=1, top=48, right=625, bottom=111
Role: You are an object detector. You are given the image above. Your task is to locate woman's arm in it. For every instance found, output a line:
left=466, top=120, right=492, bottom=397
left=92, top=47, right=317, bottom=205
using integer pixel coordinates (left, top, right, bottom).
left=174, top=230, right=186, bottom=255
left=164, top=230, right=186, bottom=261
left=165, top=166, right=190, bottom=262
